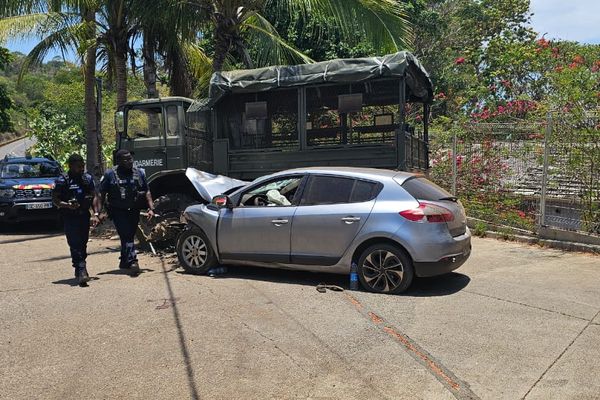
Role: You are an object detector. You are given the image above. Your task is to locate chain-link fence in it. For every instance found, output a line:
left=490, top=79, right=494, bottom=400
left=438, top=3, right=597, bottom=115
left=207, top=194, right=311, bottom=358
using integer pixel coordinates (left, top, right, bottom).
left=429, top=112, right=600, bottom=237
left=543, top=112, right=600, bottom=234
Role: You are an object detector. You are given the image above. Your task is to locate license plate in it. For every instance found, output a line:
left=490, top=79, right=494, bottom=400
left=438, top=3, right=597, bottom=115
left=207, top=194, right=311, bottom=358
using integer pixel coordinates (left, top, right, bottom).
left=26, top=202, right=53, bottom=210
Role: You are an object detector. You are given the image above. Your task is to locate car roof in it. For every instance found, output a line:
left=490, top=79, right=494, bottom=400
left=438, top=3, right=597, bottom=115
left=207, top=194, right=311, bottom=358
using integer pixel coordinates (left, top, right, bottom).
left=268, top=166, right=418, bottom=184
left=2, top=156, right=56, bottom=164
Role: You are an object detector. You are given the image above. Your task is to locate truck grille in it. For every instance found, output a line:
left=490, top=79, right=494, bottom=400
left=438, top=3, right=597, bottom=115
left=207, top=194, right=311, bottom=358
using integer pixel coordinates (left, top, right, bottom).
left=14, top=188, right=52, bottom=199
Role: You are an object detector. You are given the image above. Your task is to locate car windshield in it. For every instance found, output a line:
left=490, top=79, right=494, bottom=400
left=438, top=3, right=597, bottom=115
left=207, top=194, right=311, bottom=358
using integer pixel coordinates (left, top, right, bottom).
left=0, top=162, right=61, bottom=178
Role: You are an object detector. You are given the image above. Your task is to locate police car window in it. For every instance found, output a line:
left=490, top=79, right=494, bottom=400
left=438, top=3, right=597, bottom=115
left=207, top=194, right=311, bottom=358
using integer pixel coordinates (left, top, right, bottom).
left=0, top=162, right=60, bottom=178
left=127, top=108, right=164, bottom=140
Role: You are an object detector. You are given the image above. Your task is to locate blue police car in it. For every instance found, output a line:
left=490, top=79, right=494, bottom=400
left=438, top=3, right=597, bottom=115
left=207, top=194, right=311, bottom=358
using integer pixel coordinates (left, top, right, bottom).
left=0, top=155, right=62, bottom=224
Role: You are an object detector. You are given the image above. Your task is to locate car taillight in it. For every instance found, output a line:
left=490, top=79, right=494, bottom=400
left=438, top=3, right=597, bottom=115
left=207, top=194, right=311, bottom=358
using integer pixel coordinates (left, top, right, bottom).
left=399, top=202, right=455, bottom=223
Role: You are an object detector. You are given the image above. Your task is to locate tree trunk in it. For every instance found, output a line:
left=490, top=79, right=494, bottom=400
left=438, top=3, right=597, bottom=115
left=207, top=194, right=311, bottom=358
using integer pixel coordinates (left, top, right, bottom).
left=212, top=24, right=231, bottom=72
left=168, top=46, right=193, bottom=97
left=142, top=32, right=158, bottom=99
left=83, top=8, right=100, bottom=178
left=114, top=47, right=128, bottom=143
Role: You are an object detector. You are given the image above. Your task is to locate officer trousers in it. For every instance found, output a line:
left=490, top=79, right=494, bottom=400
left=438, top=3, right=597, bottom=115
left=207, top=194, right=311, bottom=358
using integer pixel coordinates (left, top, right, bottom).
left=63, top=213, right=90, bottom=272
left=111, top=208, right=140, bottom=266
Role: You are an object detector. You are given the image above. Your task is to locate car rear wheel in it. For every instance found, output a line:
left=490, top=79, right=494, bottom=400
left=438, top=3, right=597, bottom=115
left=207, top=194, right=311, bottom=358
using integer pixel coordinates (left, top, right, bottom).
left=357, top=244, right=414, bottom=294
left=176, top=227, right=218, bottom=274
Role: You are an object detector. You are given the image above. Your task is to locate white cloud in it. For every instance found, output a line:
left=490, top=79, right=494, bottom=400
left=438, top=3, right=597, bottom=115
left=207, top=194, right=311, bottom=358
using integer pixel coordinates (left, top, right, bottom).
left=530, top=0, right=600, bottom=43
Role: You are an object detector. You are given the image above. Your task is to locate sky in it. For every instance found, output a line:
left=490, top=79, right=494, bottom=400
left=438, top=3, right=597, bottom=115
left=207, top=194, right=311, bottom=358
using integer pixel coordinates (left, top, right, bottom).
left=529, top=0, right=600, bottom=44
left=3, top=0, right=600, bottom=62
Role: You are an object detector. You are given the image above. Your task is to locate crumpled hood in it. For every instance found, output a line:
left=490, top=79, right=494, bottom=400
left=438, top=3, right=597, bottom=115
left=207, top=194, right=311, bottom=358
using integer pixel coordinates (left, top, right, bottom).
left=0, top=177, right=56, bottom=189
left=185, top=168, right=247, bottom=202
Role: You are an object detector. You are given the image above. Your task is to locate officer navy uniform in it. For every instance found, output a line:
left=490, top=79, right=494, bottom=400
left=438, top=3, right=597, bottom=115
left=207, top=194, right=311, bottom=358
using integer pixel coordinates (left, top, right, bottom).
left=100, top=165, right=148, bottom=270
left=54, top=171, right=96, bottom=277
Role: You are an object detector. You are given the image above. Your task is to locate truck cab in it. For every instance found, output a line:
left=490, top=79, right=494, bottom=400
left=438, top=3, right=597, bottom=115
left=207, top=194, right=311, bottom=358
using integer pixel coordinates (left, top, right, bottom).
left=115, top=97, right=193, bottom=179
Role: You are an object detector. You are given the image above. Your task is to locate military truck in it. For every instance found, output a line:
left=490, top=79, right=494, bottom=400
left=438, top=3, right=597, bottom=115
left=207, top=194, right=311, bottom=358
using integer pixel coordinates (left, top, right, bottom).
left=115, top=51, right=433, bottom=239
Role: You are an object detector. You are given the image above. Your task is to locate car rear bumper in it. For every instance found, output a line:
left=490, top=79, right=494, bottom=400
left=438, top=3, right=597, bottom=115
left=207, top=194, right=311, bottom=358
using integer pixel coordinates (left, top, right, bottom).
left=404, top=227, right=472, bottom=277
left=413, top=244, right=471, bottom=277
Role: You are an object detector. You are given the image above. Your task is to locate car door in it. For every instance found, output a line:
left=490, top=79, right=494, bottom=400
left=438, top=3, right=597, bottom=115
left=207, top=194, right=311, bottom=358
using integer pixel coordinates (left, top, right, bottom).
left=290, top=175, right=380, bottom=265
left=218, top=175, right=305, bottom=263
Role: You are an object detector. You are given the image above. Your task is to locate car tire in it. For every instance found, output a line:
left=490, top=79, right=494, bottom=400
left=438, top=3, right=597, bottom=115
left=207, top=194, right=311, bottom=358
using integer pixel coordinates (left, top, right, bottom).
left=357, top=243, right=414, bottom=294
left=176, top=227, right=218, bottom=275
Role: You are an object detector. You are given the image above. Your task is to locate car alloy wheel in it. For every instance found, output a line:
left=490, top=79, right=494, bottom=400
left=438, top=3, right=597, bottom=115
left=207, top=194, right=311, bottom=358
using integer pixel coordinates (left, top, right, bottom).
left=362, top=249, right=404, bottom=291
left=358, top=244, right=414, bottom=294
left=181, top=234, right=208, bottom=268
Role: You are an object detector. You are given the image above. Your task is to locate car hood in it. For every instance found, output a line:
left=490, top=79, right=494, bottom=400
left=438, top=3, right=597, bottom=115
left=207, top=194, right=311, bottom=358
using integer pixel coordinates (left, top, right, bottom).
left=185, top=168, right=247, bottom=202
left=0, top=177, right=56, bottom=189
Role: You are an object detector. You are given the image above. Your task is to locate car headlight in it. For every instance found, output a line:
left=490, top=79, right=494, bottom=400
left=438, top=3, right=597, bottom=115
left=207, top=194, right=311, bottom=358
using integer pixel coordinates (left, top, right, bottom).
left=0, top=188, right=15, bottom=198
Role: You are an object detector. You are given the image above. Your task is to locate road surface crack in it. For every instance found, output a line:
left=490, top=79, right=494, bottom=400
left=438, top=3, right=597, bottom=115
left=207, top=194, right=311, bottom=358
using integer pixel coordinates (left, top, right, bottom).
left=343, top=292, right=481, bottom=400
left=464, top=289, right=593, bottom=322
left=521, top=309, right=600, bottom=399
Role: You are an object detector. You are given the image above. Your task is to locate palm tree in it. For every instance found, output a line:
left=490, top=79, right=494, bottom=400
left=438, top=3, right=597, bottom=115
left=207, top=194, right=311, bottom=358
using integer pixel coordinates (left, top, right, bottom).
left=200, top=0, right=411, bottom=72
left=0, top=0, right=106, bottom=175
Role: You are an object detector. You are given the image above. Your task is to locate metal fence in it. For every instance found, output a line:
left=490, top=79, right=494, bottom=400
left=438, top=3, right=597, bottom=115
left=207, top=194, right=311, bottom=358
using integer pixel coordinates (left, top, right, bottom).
left=429, top=112, right=600, bottom=237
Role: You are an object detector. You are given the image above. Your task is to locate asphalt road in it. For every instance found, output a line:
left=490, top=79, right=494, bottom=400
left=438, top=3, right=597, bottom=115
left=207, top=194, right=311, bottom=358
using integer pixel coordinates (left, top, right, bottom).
left=0, top=136, right=36, bottom=158
left=0, top=231, right=599, bottom=399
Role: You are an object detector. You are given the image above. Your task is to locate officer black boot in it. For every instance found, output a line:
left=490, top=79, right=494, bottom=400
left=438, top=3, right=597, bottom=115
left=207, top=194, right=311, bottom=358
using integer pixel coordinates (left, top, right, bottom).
left=77, top=268, right=91, bottom=286
left=129, top=260, right=140, bottom=276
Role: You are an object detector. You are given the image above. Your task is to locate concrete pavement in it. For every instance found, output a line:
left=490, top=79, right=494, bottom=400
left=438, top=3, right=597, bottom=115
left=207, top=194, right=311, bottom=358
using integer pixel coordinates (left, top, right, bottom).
left=0, top=229, right=599, bottom=399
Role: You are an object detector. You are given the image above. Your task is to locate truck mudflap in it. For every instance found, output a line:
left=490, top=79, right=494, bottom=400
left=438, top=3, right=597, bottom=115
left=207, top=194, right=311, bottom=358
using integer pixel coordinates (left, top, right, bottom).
left=185, top=168, right=247, bottom=202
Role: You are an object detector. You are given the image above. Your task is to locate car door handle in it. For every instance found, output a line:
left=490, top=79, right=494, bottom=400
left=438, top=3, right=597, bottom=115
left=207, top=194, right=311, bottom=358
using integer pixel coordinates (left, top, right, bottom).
left=271, top=219, right=289, bottom=225
left=341, top=216, right=361, bottom=224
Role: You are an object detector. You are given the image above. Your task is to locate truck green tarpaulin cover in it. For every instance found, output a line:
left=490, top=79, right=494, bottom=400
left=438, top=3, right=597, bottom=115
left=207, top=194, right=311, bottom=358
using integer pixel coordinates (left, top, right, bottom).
left=188, top=51, right=433, bottom=113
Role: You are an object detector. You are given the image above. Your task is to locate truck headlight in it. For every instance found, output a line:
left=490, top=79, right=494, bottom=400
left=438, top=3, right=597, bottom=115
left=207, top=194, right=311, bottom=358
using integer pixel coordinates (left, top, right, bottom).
left=0, top=188, right=15, bottom=198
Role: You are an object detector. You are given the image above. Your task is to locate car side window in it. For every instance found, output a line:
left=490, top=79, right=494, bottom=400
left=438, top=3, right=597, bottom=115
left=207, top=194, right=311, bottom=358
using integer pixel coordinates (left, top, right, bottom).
left=301, top=176, right=355, bottom=205
left=239, top=176, right=304, bottom=207
left=301, top=176, right=381, bottom=206
left=350, top=180, right=381, bottom=203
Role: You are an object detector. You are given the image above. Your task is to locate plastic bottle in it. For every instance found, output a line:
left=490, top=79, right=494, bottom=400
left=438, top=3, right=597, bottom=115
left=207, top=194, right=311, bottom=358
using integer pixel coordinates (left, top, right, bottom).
left=349, top=262, right=359, bottom=290
left=208, top=266, right=228, bottom=276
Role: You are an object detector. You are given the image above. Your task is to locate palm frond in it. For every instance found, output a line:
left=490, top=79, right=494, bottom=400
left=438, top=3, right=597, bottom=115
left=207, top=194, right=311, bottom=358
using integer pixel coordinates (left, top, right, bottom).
left=244, top=13, right=314, bottom=67
left=267, top=0, right=412, bottom=53
left=18, top=21, right=85, bottom=81
left=184, top=42, right=213, bottom=95
left=0, top=13, right=59, bottom=43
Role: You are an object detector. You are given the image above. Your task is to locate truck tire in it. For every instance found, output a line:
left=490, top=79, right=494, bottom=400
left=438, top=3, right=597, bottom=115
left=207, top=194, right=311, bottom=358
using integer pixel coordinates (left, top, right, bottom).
left=137, top=193, right=196, bottom=247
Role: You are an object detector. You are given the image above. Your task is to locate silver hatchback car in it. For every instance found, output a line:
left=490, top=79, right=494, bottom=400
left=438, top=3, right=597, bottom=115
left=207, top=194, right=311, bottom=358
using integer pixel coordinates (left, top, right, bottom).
left=177, top=167, right=471, bottom=294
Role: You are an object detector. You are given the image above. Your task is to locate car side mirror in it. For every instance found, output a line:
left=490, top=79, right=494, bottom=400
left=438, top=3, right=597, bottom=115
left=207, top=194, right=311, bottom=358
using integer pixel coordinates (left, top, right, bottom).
left=212, top=194, right=233, bottom=210
left=114, top=111, right=125, bottom=135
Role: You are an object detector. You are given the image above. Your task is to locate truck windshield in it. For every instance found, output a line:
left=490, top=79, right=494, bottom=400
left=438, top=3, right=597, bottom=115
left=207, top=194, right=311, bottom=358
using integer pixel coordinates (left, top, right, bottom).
left=1, top=162, right=61, bottom=178
left=127, top=107, right=164, bottom=139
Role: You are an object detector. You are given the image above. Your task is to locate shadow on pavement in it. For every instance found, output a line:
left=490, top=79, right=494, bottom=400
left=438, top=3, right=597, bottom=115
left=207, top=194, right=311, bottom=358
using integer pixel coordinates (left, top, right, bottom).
left=52, top=277, right=100, bottom=286
left=160, top=259, right=200, bottom=400
left=407, top=273, right=471, bottom=297
left=0, top=221, right=62, bottom=244
left=34, top=248, right=116, bottom=262
left=177, top=265, right=470, bottom=297
left=96, top=268, right=154, bottom=276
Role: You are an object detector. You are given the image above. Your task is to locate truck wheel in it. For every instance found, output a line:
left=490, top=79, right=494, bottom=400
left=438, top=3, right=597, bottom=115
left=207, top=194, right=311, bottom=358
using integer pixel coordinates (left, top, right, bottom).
left=138, top=193, right=196, bottom=246
left=177, top=227, right=218, bottom=274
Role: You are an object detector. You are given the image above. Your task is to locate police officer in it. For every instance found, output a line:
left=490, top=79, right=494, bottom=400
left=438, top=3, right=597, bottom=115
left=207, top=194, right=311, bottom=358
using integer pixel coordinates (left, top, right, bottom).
left=53, top=153, right=101, bottom=286
left=100, top=149, right=154, bottom=276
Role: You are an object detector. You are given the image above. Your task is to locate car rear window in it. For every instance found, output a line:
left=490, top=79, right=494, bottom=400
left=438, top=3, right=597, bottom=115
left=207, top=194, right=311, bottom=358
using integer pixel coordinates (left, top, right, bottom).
left=401, top=177, right=452, bottom=201
left=301, top=176, right=381, bottom=205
